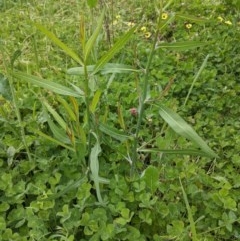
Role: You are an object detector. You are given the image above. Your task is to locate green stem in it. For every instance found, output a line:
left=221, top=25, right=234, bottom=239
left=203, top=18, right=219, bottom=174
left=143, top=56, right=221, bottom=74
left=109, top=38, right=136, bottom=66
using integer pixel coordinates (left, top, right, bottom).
left=83, top=64, right=92, bottom=158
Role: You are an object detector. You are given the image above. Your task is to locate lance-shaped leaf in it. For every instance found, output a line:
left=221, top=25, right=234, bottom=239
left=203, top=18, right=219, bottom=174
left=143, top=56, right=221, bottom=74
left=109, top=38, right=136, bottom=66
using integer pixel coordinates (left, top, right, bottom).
left=158, top=104, right=218, bottom=158
left=46, top=117, right=71, bottom=144
left=100, top=63, right=140, bottom=74
left=35, top=23, right=84, bottom=66
left=67, top=65, right=95, bottom=75
left=157, top=41, right=207, bottom=51
left=92, top=26, right=137, bottom=75
left=90, top=90, right=101, bottom=113
left=99, top=122, right=132, bottom=142
left=57, top=96, right=77, bottom=121
left=42, top=100, right=67, bottom=130
left=67, top=63, right=139, bottom=76
left=175, top=13, right=209, bottom=23
left=90, top=132, right=104, bottom=204
left=13, top=71, right=81, bottom=97
left=36, top=130, right=75, bottom=152
left=138, top=148, right=213, bottom=157
left=84, top=11, right=104, bottom=61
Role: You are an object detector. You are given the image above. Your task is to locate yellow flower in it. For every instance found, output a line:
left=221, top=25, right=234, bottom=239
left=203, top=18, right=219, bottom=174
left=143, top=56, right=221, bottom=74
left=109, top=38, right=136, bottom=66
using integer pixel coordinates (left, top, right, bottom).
left=161, top=13, right=168, bottom=20
left=144, top=32, right=151, bottom=38
left=217, top=16, right=224, bottom=22
left=225, top=20, right=232, bottom=25
left=116, top=14, right=121, bottom=20
left=185, top=23, right=192, bottom=29
left=141, top=26, right=147, bottom=32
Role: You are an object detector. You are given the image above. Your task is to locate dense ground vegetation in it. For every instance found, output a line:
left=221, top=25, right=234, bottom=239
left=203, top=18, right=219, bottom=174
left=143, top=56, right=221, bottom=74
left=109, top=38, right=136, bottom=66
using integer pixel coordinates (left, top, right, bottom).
left=0, top=0, right=240, bottom=240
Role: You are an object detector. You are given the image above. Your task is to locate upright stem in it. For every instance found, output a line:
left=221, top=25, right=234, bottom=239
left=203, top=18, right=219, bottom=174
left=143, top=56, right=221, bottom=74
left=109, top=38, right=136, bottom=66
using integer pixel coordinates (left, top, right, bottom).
left=83, top=64, right=92, bottom=158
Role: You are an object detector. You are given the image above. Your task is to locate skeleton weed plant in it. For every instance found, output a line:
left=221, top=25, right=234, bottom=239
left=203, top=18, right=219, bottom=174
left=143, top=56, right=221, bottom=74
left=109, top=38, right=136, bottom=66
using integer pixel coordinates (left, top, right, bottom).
left=13, top=0, right=218, bottom=215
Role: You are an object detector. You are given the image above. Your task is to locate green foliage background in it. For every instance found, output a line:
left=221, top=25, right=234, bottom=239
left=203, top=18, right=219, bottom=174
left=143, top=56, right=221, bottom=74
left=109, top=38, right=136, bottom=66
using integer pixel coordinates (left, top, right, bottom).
left=0, top=0, right=240, bottom=240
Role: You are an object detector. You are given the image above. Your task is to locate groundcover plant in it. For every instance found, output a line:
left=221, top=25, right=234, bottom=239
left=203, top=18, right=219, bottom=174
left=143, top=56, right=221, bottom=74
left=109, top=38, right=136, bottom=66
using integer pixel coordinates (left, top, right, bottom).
left=0, top=0, right=240, bottom=240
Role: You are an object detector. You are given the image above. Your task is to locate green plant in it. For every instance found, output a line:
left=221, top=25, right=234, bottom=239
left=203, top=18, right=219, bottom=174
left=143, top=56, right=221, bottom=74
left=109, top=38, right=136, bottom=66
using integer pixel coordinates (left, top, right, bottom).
left=2, top=0, right=239, bottom=240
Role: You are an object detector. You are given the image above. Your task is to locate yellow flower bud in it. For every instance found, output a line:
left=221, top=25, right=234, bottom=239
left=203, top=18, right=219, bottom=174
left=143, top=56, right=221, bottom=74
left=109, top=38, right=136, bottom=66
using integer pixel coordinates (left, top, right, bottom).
left=144, top=32, right=151, bottom=38
left=161, top=13, right=168, bottom=20
left=141, top=26, right=147, bottom=32
left=185, top=23, right=192, bottom=29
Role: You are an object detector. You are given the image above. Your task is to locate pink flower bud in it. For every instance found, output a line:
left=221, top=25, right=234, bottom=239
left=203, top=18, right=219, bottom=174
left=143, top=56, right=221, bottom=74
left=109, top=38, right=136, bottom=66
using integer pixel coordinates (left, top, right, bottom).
left=130, top=108, right=138, bottom=116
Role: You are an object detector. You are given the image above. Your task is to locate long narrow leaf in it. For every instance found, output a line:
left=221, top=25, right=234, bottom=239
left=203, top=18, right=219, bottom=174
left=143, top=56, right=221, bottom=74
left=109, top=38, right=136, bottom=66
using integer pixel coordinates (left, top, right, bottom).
left=84, top=11, right=105, bottom=61
left=92, top=26, right=137, bottom=75
left=100, top=63, right=140, bottom=74
left=138, top=148, right=212, bottom=157
left=157, top=41, right=207, bottom=51
left=90, top=132, right=103, bottom=204
left=184, top=54, right=209, bottom=106
left=36, top=130, right=75, bottom=152
left=13, top=71, right=81, bottom=97
left=67, top=63, right=139, bottom=75
left=158, top=104, right=218, bottom=158
left=99, top=122, right=132, bottom=142
left=175, top=13, right=209, bottom=23
left=46, top=117, right=71, bottom=144
left=57, top=96, right=77, bottom=121
left=90, top=90, right=101, bottom=113
left=67, top=65, right=95, bottom=75
left=35, top=23, right=84, bottom=65
left=42, top=100, right=67, bottom=130
left=179, top=178, right=198, bottom=241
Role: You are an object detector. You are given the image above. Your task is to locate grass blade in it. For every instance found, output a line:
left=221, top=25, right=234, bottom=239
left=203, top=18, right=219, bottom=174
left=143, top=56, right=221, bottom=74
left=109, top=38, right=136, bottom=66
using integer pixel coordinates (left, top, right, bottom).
left=92, top=26, right=137, bottom=75
left=158, top=104, right=218, bottom=158
left=35, top=23, right=84, bottom=65
left=179, top=178, right=198, bottom=241
left=13, top=71, right=81, bottom=97
left=184, top=54, right=209, bottom=106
